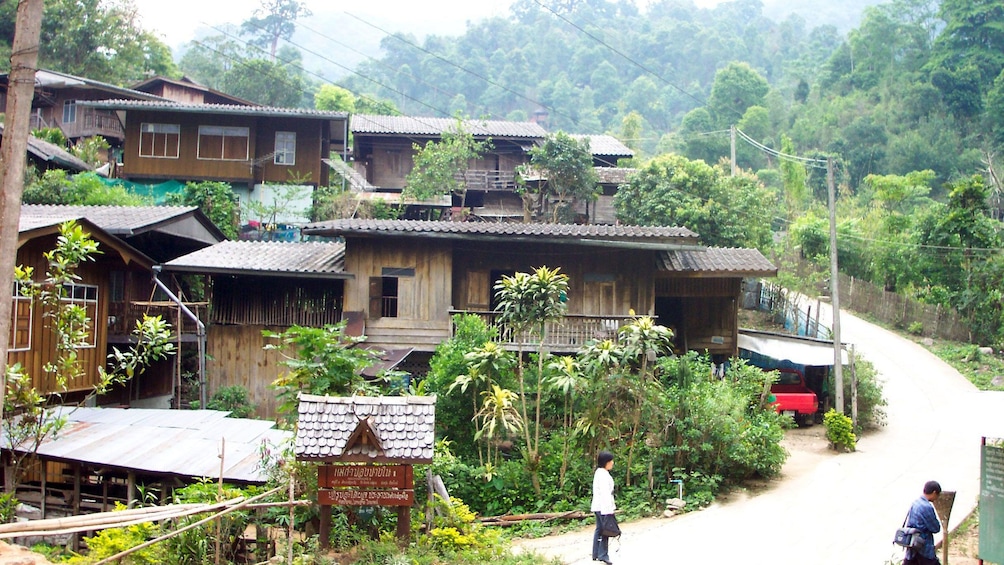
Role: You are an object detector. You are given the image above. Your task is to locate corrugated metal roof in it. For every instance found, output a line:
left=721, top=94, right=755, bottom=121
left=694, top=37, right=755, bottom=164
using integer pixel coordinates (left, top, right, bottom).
left=594, top=167, right=636, bottom=185
left=570, top=134, right=634, bottom=157
left=294, top=395, right=436, bottom=463
left=19, top=205, right=203, bottom=236
left=0, top=124, right=92, bottom=172
left=163, top=241, right=348, bottom=278
left=5, top=408, right=291, bottom=483
left=79, top=99, right=347, bottom=120
left=302, top=219, right=700, bottom=247
left=658, top=248, right=777, bottom=276
left=351, top=114, right=547, bottom=138
left=26, top=69, right=168, bottom=101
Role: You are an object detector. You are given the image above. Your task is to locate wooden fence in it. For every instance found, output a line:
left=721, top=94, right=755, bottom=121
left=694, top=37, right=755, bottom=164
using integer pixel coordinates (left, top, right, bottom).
left=751, top=273, right=971, bottom=343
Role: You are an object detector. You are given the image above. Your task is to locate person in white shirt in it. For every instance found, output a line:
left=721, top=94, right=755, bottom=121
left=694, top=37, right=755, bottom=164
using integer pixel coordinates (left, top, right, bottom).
left=590, top=450, right=616, bottom=564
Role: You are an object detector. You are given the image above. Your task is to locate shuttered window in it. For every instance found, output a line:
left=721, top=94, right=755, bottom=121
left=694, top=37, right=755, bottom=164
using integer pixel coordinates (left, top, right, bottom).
left=139, top=123, right=180, bottom=158
left=197, top=125, right=249, bottom=161
left=8, top=283, right=32, bottom=352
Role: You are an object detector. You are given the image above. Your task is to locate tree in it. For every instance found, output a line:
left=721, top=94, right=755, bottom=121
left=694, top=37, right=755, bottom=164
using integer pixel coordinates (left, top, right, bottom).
left=313, top=84, right=356, bottom=113
left=403, top=118, right=491, bottom=206
left=37, top=0, right=178, bottom=84
left=177, top=35, right=245, bottom=91
left=928, top=0, right=1004, bottom=83
left=707, top=62, right=770, bottom=128
left=241, top=0, right=312, bottom=61
left=779, top=135, right=808, bottom=219
left=221, top=57, right=305, bottom=108
left=494, top=266, right=569, bottom=495
left=614, top=154, right=773, bottom=250
left=521, top=132, right=598, bottom=223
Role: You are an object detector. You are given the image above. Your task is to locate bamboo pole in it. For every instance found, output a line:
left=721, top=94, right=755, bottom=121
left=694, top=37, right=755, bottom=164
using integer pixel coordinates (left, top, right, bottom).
left=93, top=485, right=284, bottom=565
left=0, top=501, right=234, bottom=539
left=216, top=439, right=225, bottom=565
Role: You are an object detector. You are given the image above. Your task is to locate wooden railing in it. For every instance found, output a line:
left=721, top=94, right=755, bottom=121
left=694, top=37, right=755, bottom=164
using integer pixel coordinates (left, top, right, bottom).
left=456, top=170, right=518, bottom=192
left=450, top=310, right=635, bottom=350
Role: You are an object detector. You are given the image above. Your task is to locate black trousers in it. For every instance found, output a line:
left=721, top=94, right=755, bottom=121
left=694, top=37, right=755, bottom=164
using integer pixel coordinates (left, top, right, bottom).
left=904, top=553, right=940, bottom=565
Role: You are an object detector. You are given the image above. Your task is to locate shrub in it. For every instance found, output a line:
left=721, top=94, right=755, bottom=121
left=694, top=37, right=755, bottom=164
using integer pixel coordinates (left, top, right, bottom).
left=204, top=385, right=257, bottom=418
left=64, top=505, right=164, bottom=564
left=908, top=321, right=924, bottom=335
left=824, top=409, right=857, bottom=451
left=836, top=357, right=887, bottom=431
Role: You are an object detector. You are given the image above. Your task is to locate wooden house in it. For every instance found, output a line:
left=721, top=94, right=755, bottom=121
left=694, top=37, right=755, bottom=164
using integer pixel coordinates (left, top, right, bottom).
left=79, top=100, right=349, bottom=222
left=130, top=76, right=257, bottom=106
left=163, top=220, right=775, bottom=418
left=11, top=205, right=225, bottom=404
left=0, top=69, right=166, bottom=146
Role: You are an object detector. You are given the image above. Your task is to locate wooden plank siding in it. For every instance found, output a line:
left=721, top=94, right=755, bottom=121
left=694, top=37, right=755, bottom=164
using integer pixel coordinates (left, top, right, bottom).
left=655, top=277, right=740, bottom=355
left=119, top=110, right=327, bottom=186
left=206, top=325, right=287, bottom=419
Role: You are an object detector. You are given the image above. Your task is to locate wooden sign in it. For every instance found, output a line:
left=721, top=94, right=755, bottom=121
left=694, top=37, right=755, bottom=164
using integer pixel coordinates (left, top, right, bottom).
left=318, top=464, right=413, bottom=489
left=318, top=489, right=415, bottom=506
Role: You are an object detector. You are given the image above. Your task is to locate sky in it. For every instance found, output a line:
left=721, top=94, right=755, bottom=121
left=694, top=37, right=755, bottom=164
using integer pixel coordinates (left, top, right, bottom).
left=132, top=0, right=725, bottom=50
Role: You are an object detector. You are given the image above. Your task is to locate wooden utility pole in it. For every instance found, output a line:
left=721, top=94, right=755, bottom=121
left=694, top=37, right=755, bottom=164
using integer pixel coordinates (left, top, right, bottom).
left=0, top=0, right=44, bottom=423
left=827, top=157, right=844, bottom=414
left=730, top=125, right=737, bottom=177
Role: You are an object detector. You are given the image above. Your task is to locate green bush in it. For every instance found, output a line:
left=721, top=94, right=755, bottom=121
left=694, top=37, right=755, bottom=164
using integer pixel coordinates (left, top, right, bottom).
left=835, top=357, right=887, bottom=431
left=204, top=385, right=257, bottom=418
left=824, top=409, right=857, bottom=451
left=64, top=505, right=165, bottom=564
left=908, top=321, right=924, bottom=335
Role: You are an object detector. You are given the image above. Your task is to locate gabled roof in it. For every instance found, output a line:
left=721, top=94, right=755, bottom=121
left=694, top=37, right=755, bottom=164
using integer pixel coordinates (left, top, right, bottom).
left=294, top=394, right=436, bottom=463
left=129, top=75, right=258, bottom=106
left=79, top=99, right=348, bottom=121
left=17, top=216, right=155, bottom=268
left=5, top=407, right=292, bottom=484
left=19, top=204, right=225, bottom=242
left=658, top=248, right=777, bottom=277
left=0, top=124, right=91, bottom=172
left=351, top=114, right=547, bottom=139
left=163, top=241, right=349, bottom=279
left=4, top=69, right=168, bottom=101
left=570, top=134, right=634, bottom=158
left=302, top=219, right=701, bottom=249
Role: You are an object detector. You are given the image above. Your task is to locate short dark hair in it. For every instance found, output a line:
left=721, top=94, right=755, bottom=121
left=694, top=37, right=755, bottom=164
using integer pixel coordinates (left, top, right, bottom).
left=597, top=450, right=614, bottom=468
left=924, top=480, right=942, bottom=495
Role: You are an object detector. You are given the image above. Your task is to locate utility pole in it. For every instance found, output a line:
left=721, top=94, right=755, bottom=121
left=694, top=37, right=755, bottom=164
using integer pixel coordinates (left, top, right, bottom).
left=827, top=157, right=844, bottom=414
left=0, top=0, right=45, bottom=423
left=730, top=125, right=737, bottom=177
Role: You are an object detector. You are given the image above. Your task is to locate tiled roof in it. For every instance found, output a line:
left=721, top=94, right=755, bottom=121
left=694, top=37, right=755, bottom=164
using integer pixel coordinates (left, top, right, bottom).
left=294, top=394, right=436, bottom=463
left=19, top=205, right=202, bottom=236
left=164, top=241, right=347, bottom=278
left=659, top=248, right=777, bottom=276
left=0, top=124, right=92, bottom=172
left=594, top=167, right=636, bottom=185
left=79, top=99, right=347, bottom=120
left=571, top=134, right=634, bottom=157
left=351, top=114, right=547, bottom=138
left=302, top=219, right=699, bottom=246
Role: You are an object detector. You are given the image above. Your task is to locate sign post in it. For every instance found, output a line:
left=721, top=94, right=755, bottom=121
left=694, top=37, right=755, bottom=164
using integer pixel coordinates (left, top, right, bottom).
left=980, top=439, right=1004, bottom=565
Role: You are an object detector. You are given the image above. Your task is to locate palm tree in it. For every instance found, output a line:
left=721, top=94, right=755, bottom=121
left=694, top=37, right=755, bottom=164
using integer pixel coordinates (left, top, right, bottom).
left=474, top=385, right=523, bottom=466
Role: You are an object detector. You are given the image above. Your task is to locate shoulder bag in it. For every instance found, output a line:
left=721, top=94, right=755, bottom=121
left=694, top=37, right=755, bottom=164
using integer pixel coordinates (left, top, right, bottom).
left=599, top=513, right=621, bottom=538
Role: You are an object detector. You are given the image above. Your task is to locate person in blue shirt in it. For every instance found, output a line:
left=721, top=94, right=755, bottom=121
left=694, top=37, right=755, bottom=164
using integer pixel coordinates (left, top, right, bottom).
left=904, top=480, right=942, bottom=565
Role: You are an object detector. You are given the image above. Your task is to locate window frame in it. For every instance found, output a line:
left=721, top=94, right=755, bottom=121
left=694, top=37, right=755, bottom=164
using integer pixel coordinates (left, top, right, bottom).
left=274, top=131, right=296, bottom=165
left=62, top=100, right=77, bottom=123
left=139, top=123, right=181, bottom=159
left=60, top=283, right=99, bottom=349
left=9, top=282, right=33, bottom=352
left=197, top=125, right=250, bottom=161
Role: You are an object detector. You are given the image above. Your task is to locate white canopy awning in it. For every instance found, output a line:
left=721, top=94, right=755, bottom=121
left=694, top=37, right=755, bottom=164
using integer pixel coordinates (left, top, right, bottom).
left=738, top=330, right=848, bottom=366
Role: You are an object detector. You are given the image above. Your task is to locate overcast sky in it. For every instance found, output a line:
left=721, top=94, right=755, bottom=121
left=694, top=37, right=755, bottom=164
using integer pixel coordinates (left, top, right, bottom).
left=132, top=0, right=724, bottom=50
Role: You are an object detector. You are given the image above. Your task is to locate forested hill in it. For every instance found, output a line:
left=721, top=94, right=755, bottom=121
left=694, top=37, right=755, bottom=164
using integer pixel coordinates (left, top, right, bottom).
left=342, top=0, right=856, bottom=138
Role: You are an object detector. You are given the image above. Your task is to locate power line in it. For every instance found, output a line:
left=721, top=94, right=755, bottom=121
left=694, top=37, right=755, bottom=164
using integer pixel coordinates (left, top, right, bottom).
left=734, top=127, right=828, bottom=169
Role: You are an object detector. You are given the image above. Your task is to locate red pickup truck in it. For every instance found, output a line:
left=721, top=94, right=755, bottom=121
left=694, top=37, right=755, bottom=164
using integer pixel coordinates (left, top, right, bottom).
left=769, top=368, right=818, bottom=427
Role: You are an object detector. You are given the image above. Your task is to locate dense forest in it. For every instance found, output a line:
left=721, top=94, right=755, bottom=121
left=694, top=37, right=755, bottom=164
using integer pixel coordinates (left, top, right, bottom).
left=2, top=0, right=1004, bottom=345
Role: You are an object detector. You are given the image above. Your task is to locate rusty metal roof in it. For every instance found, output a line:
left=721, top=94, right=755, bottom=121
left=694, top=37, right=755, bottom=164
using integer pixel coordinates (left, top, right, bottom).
left=659, top=248, right=777, bottom=277
left=163, top=240, right=348, bottom=279
left=302, top=219, right=700, bottom=249
left=294, top=394, right=436, bottom=463
left=4, top=408, right=291, bottom=484
left=351, top=114, right=547, bottom=139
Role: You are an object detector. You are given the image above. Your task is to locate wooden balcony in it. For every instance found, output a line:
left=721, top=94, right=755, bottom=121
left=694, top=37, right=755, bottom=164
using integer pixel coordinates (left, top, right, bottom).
left=450, top=310, right=635, bottom=351
left=456, top=170, right=518, bottom=192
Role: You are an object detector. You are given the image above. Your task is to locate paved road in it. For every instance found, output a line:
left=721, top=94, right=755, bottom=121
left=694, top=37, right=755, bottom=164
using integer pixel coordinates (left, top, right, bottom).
left=515, top=308, right=1004, bottom=564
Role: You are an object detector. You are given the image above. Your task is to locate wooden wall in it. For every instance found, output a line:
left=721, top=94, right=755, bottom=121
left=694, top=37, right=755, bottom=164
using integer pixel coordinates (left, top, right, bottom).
left=452, top=241, right=657, bottom=318
left=342, top=237, right=453, bottom=351
left=656, top=277, right=740, bottom=355
left=256, top=119, right=324, bottom=185
left=206, top=324, right=287, bottom=419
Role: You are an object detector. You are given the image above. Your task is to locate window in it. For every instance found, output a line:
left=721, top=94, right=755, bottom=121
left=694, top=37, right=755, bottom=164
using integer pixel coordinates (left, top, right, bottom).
left=274, top=131, right=296, bottom=165
left=139, top=123, right=180, bottom=158
left=60, top=283, right=99, bottom=348
left=62, top=100, right=76, bottom=123
left=8, top=283, right=32, bottom=352
left=197, top=125, right=249, bottom=161
left=368, top=268, right=414, bottom=319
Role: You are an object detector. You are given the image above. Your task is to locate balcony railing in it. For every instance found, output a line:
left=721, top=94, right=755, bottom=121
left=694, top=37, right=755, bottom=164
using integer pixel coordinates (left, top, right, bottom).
left=456, top=170, right=518, bottom=192
left=450, top=310, right=635, bottom=350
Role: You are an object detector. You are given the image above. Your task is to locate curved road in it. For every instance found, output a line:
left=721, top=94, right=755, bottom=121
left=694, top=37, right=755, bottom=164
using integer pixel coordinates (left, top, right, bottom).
left=515, top=308, right=1004, bottom=564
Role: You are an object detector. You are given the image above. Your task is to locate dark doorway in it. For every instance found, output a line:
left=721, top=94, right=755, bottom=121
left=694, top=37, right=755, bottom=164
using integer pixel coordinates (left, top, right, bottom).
left=655, top=296, right=684, bottom=346
left=489, top=269, right=515, bottom=311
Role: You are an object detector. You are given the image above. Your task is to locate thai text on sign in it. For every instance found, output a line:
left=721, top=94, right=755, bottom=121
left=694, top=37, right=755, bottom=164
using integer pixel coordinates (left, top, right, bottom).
left=318, top=464, right=413, bottom=489
left=318, top=489, right=415, bottom=506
